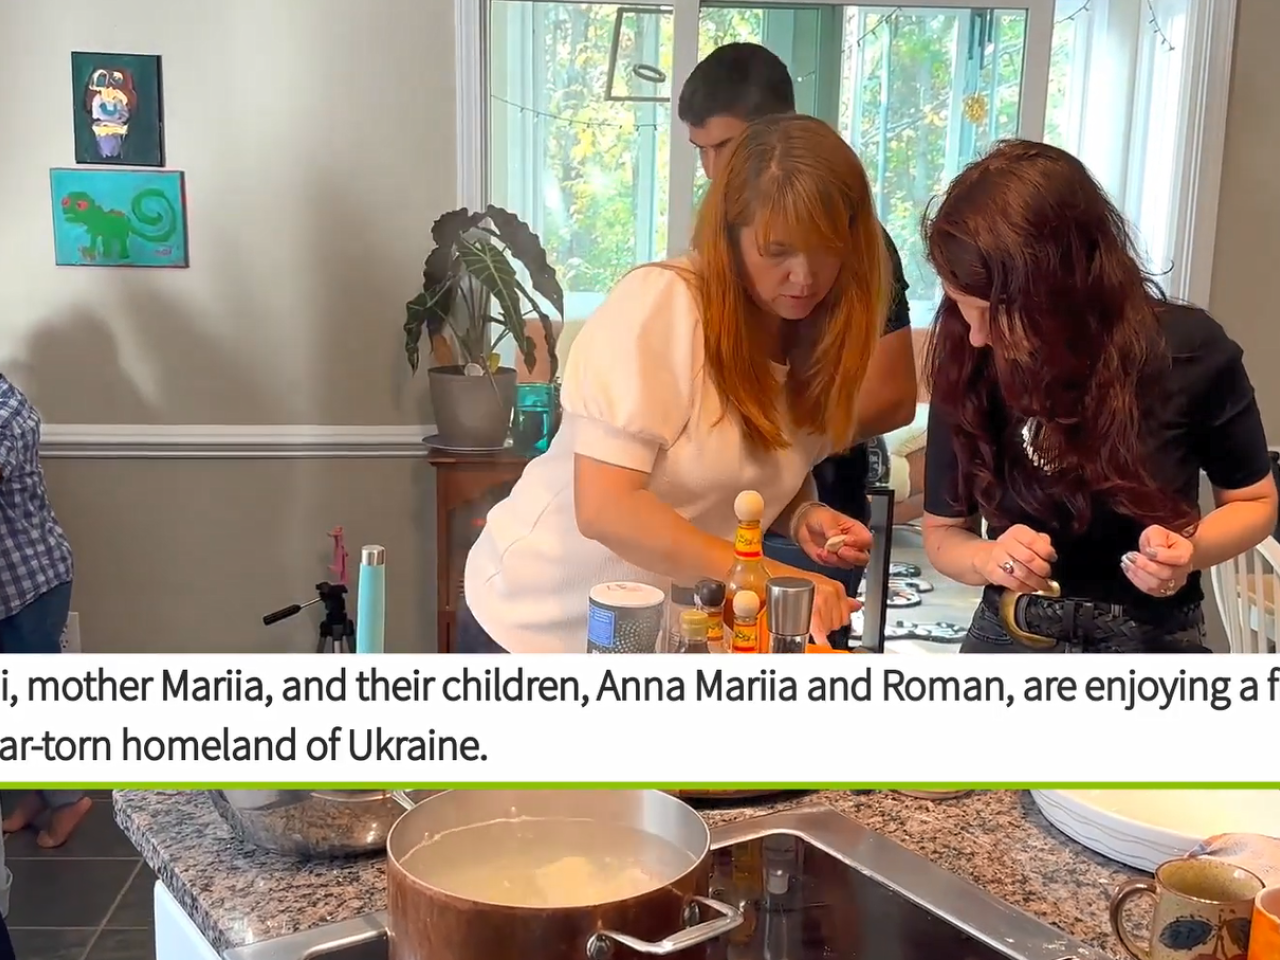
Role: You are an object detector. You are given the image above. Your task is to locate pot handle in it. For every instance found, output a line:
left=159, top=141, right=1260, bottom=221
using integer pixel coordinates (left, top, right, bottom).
left=389, top=790, right=417, bottom=811
left=586, top=896, right=743, bottom=958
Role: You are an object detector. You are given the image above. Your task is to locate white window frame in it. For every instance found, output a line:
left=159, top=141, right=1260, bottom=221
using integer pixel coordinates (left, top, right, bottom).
left=460, top=0, right=1054, bottom=252
left=456, top=0, right=1235, bottom=306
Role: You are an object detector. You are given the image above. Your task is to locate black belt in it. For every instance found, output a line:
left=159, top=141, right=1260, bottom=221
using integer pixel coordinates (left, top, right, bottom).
left=981, top=586, right=1203, bottom=652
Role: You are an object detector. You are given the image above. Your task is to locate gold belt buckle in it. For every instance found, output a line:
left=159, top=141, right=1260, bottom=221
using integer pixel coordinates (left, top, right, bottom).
left=998, top=580, right=1062, bottom=650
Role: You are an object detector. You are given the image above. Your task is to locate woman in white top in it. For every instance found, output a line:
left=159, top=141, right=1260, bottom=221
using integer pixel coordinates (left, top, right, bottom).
left=462, top=114, right=893, bottom=653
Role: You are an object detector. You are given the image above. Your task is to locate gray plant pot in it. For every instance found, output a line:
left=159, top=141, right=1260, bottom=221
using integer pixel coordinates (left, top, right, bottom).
left=428, top=365, right=517, bottom=449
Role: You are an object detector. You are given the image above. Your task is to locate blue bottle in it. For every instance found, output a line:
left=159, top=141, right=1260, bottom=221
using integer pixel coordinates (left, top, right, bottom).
left=355, top=545, right=386, bottom=655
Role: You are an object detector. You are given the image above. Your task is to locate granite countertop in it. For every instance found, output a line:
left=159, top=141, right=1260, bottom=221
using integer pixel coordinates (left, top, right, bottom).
left=115, top=789, right=1137, bottom=957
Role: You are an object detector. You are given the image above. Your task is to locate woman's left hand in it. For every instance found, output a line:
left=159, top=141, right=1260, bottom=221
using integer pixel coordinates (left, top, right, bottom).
left=1122, top=525, right=1195, bottom=598
left=795, top=504, right=872, bottom=569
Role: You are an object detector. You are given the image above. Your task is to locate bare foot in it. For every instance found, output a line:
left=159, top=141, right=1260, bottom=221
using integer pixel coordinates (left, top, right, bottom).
left=36, top=796, right=93, bottom=848
left=2, top=792, right=45, bottom=834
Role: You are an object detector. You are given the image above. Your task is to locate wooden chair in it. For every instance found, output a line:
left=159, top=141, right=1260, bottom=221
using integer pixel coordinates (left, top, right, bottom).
left=1210, top=537, right=1280, bottom=654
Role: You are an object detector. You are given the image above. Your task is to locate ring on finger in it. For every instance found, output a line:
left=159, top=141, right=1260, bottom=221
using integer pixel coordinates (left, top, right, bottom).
left=999, top=560, right=1016, bottom=576
left=1163, top=578, right=1177, bottom=596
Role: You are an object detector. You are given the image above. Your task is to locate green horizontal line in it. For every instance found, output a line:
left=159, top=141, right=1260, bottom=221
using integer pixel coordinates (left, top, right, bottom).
left=6, top=782, right=1280, bottom=790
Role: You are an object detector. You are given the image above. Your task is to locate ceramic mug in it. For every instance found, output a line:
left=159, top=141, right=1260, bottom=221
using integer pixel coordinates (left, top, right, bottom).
left=1249, top=887, right=1280, bottom=960
left=1110, top=857, right=1263, bottom=960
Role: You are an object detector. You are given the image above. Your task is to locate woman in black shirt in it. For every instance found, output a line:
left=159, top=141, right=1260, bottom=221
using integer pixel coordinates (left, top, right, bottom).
left=921, top=140, right=1277, bottom=653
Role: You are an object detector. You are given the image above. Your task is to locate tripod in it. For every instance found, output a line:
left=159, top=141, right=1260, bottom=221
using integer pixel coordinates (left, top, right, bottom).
left=262, top=581, right=357, bottom=654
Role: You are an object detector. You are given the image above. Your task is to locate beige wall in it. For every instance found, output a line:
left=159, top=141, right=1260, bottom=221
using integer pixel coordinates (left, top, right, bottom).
left=0, top=0, right=456, bottom=651
left=1211, top=0, right=1278, bottom=437
left=42, top=457, right=439, bottom=653
left=0, top=0, right=449, bottom=425
left=1201, top=0, right=1278, bottom=652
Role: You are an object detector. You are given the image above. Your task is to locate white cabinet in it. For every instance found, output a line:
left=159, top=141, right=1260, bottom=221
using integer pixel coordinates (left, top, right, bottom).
left=154, top=881, right=221, bottom=960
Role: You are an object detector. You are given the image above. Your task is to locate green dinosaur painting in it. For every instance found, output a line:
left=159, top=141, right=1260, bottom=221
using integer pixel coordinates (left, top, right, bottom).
left=49, top=168, right=188, bottom=268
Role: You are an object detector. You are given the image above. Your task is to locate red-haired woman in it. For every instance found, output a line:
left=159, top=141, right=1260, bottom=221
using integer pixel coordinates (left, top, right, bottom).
left=922, top=140, right=1277, bottom=653
left=462, top=114, right=891, bottom=651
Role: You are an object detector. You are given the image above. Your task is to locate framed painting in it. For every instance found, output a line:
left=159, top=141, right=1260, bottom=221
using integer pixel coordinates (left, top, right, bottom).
left=50, top=168, right=189, bottom=268
left=70, top=52, right=164, bottom=166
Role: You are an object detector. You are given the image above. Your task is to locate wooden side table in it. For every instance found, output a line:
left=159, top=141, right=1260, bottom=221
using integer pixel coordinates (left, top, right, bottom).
left=427, top=448, right=530, bottom=652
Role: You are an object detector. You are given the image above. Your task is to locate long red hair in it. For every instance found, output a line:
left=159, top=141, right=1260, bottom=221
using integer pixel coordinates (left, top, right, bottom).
left=678, top=114, right=890, bottom=453
left=924, top=139, right=1198, bottom=534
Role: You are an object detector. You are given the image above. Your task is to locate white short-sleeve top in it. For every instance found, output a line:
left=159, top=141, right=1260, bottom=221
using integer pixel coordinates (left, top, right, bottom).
left=463, top=262, right=831, bottom=652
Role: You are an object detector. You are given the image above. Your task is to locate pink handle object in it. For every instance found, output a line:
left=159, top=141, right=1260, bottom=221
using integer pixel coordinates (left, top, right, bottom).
left=328, top=526, right=349, bottom=585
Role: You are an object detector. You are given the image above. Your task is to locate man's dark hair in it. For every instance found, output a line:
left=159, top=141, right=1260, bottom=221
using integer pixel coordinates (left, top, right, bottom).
left=677, top=43, right=795, bottom=127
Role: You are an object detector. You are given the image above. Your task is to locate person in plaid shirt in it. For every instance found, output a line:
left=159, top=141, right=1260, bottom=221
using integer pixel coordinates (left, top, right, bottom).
left=0, top=373, right=90, bottom=848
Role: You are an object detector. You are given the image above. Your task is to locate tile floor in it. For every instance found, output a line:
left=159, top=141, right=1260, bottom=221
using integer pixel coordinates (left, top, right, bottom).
left=1, top=792, right=155, bottom=960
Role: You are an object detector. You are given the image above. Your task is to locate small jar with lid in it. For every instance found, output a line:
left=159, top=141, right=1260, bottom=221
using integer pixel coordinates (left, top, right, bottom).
left=694, top=579, right=727, bottom=653
left=666, top=585, right=697, bottom=652
left=674, top=609, right=709, bottom=654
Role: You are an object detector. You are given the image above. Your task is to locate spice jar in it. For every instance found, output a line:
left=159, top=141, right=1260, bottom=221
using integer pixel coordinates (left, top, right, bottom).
left=694, top=579, right=727, bottom=653
left=676, top=609, right=709, bottom=654
left=666, top=585, right=696, bottom=652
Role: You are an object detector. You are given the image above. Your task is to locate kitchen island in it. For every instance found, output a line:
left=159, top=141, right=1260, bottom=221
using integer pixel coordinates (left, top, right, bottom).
left=115, top=789, right=1136, bottom=958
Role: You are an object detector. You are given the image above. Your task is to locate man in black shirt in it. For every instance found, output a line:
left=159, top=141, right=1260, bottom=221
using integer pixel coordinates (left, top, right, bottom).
left=678, top=43, right=917, bottom=594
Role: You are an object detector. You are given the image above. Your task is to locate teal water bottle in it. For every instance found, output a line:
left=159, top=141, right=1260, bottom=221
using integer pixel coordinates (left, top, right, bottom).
left=356, top=545, right=386, bottom=655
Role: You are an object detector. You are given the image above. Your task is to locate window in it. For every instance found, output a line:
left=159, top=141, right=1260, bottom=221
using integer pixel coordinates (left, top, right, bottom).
left=489, top=1, right=673, bottom=327
left=1124, top=0, right=1190, bottom=289
left=487, top=0, right=1057, bottom=344
left=483, top=0, right=1213, bottom=339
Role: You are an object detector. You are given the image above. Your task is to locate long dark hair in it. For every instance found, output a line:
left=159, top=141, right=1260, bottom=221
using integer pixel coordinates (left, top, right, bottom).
left=924, top=139, right=1198, bottom=535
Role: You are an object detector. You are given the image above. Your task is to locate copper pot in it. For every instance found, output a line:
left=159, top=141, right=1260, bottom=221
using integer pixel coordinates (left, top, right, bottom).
left=385, top=790, right=742, bottom=960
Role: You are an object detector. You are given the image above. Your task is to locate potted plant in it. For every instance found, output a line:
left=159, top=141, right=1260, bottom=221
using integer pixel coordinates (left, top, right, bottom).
left=403, top=205, right=563, bottom=449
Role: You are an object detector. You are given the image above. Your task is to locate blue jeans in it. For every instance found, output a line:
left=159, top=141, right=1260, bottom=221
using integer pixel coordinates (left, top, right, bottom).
left=0, top=581, right=72, bottom=654
left=762, top=534, right=863, bottom=597
left=959, top=599, right=1211, bottom=653
left=455, top=605, right=509, bottom=653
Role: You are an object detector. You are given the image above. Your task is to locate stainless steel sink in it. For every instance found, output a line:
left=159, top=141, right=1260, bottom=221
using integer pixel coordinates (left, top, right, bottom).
left=223, top=913, right=386, bottom=960
left=223, top=803, right=1109, bottom=960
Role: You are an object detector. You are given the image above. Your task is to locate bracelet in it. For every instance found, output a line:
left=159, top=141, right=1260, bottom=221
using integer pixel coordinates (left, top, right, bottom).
left=788, top=501, right=823, bottom=543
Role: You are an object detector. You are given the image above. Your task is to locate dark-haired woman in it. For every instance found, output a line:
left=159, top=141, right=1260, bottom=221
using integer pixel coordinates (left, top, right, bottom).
left=921, top=139, right=1277, bottom=653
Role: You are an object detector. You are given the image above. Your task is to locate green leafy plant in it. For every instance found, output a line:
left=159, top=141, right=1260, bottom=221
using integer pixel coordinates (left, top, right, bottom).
left=403, top=206, right=564, bottom=378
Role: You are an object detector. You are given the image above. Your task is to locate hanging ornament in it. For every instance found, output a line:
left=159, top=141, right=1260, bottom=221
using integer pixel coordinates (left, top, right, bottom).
left=962, top=93, right=989, bottom=127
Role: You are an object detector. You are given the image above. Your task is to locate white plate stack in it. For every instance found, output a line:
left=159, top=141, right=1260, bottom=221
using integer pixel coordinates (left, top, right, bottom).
left=1031, top=790, right=1280, bottom=872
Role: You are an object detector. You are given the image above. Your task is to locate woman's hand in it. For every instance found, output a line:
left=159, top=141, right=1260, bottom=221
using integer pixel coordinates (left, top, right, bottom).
left=1122, top=525, right=1195, bottom=597
left=796, top=570, right=860, bottom=640
left=975, top=524, right=1056, bottom=593
left=768, top=561, right=859, bottom=641
left=794, top=504, right=872, bottom=569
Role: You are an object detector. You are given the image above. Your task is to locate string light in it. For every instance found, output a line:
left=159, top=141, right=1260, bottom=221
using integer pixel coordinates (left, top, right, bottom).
left=1057, top=1, right=1091, bottom=23
left=1146, top=0, right=1176, bottom=51
left=854, top=6, right=901, bottom=48
left=491, top=93, right=663, bottom=130
left=493, top=0, right=1173, bottom=131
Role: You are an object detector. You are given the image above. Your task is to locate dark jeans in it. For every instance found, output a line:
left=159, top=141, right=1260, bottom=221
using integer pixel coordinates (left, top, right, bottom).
left=455, top=605, right=509, bottom=653
left=0, top=581, right=72, bottom=654
left=762, top=533, right=863, bottom=597
left=0, top=912, right=14, bottom=960
left=960, top=601, right=1211, bottom=653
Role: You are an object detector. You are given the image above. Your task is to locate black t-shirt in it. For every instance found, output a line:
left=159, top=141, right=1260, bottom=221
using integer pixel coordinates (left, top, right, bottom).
left=923, top=303, right=1271, bottom=611
left=814, top=226, right=912, bottom=521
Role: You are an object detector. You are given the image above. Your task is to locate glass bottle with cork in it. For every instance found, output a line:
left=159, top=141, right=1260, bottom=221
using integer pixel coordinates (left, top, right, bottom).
left=724, top=490, right=770, bottom=651
left=730, top=590, right=762, bottom=654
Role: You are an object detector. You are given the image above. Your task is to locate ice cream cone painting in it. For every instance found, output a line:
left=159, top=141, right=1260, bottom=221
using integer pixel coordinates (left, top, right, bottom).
left=71, top=52, right=164, bottom=167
